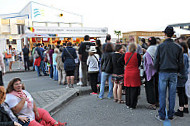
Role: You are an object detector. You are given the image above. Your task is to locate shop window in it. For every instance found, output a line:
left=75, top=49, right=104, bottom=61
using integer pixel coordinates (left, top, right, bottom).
left=6, top=39, right=17, bottom=44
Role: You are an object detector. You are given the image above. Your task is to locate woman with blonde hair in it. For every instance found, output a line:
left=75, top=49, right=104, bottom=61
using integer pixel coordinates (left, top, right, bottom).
left=5, top=78, right=67, bottom=126
left=124, top=43, right=141, bottom=109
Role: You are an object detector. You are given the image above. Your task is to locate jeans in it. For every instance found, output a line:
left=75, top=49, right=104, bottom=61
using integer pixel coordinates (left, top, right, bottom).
left=99, top=72, right=113, bottom=99
left=158, top=72, right=177, bottom=119
left=53, top=65, right=58, bottom=81
left=36, top=61, right=46, bottom=76
left=50, top=64, right=53, bottom=78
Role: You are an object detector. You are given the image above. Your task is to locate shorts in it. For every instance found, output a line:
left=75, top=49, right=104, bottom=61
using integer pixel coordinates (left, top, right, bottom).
left=66, top=70, right=74, bottom=76
left=112, top=74, right=124, bottom=85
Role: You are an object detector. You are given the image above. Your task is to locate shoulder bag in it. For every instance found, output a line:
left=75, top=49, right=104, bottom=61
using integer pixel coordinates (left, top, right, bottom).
left=125, top=52, right=134, bottom=66
left=65, top=48, right=78, bottom=64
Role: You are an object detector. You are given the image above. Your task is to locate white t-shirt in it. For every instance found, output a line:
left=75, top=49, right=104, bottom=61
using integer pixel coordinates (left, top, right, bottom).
left=5, top=90, right=35, bottom=121
left=87, top=54, right=99, bottom=72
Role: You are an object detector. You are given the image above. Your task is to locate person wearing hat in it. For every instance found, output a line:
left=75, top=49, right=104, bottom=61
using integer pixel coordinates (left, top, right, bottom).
left=154, top=26, right=183, bottom=121
left=87, top=46, right=99, bottom=95
left=143, top=37, right=158, bottom=110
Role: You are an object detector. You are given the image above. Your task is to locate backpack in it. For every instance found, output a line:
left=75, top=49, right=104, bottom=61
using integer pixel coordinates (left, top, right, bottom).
left=33, top=50, right=40, bottom=59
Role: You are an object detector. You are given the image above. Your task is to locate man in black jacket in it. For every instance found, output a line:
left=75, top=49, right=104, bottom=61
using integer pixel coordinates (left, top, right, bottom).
left=154, top=26, right=183, bottom=121
left=78, top=35, right=93, bottom=86
left=22, top=45, right=30, bottom=71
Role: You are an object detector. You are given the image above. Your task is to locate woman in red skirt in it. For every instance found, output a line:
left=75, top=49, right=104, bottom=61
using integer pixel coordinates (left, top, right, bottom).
left=124, top=43, right=141, bottom=109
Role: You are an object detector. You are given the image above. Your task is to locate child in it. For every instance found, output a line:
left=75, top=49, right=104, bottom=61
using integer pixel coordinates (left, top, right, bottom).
left=175, top=42, right=189, bottom=117
left=87, top=46, right=99, bottom=95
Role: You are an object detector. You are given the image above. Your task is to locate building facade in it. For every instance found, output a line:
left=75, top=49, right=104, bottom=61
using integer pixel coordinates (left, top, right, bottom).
left=0, top=1, right=108, bottom=51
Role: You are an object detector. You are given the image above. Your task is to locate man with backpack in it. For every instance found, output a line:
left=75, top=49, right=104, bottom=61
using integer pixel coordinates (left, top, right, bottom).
left=78, top=35, right=94, bottom=86
left=34, top=44, right=48, bottom=76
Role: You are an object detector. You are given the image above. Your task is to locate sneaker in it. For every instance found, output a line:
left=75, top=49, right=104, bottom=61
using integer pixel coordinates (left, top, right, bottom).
left=175, top=109, right=183, bottom=117
left=126, top=106, right=130, bottom=109
left=66, top=85, right=70, bottom=89
left=97, top=96, right=103, bottom=100
left=168, top=116, right=176, bottom=120
left=155, top=114, right=165, bottom=121
left=184, top=108, right=189, bottom=113
left=77, top=81, right=83, bottom=86
left=90, top=92, right=98, bottom=95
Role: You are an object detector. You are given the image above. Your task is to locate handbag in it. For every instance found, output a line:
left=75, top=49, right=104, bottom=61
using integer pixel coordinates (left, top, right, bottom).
left=5, top=53, right=12, bottom=59
left=65, top=48, right=78, bottom=64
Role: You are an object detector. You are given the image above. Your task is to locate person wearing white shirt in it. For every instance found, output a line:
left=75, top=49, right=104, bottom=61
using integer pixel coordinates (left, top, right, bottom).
left=87, top=46, right=99, bottom=95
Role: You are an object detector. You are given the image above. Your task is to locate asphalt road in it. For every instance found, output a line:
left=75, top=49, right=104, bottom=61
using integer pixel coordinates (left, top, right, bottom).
left=53, top=91, right=190, bottom=126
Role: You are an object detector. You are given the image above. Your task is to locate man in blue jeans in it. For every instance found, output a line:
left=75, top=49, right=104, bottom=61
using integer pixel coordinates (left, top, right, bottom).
left=154, top=26, right=183, bottom=121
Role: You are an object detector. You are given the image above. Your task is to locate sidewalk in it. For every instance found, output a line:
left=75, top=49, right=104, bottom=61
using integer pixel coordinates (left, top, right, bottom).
left=30, top=86, right=93, bottom=116
left=5, top=61, right=32, bottom=73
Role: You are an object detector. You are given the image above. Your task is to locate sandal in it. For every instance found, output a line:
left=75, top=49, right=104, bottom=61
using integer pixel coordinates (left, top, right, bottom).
left=118, top=100, right=125, bottom=104
left=148, top=105, right=157, bottom=110
left=114, top=99, right=118, bottom=102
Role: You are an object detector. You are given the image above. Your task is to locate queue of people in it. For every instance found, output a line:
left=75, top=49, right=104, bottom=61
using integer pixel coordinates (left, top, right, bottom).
left=1, top=26, right=190, bottom=125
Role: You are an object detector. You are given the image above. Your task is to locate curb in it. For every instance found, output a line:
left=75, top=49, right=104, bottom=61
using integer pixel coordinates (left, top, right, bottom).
left=44, top=87, right=92, bottom=116
left=5, top=70, right=33, bottom=74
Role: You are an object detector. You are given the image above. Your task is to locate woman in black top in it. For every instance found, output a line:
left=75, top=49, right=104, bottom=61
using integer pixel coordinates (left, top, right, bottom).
left=112, top=45, right=125, bottom=103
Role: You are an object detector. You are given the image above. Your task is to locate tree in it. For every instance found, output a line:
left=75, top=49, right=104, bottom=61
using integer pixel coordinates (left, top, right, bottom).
left=114, top=30, right=121, bottom=41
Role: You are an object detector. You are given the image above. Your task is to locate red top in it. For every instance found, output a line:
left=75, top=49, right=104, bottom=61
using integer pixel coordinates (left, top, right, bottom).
left=124, top=52, right=141, bottom=87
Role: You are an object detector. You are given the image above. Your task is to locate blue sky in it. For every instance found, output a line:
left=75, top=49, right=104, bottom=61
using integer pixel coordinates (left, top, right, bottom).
left=0, top=0, right=190, bottom=37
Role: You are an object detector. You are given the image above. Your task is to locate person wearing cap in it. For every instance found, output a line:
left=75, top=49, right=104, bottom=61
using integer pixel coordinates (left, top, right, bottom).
left=154, top=26, right=183, bottom=121
left=87, top=46, right=99, bottom=95
left=143, top=37, right=158, bottom=110
left=0, top=52, right=5, bottom=86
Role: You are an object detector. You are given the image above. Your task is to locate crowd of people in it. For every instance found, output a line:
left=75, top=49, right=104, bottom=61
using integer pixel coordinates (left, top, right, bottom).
left=1, top=26, right=190, bottom=125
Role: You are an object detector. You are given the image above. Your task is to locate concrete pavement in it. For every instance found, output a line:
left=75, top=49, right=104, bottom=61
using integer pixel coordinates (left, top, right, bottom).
left=31, top=86, right=92, bottom=116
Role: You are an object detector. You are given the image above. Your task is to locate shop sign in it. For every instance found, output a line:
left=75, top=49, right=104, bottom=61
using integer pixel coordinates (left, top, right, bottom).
left=26, top=26, right=108, bottom=35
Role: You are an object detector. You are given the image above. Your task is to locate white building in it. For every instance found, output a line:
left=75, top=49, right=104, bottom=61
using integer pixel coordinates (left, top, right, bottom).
left=0, top=1, right=108, bottom=51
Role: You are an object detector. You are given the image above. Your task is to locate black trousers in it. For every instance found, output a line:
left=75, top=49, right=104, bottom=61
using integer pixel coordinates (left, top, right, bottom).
left=0, top=71, right=4, bottom=86
left=177, top=87, right=188, bottom=107
left=145, top=74, right=159, bottom=105
left=24, top=58, right=30, bottom=70
left=88, top=73, right=98, bottom=93
left=125, top=87, right=140, bottom=108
